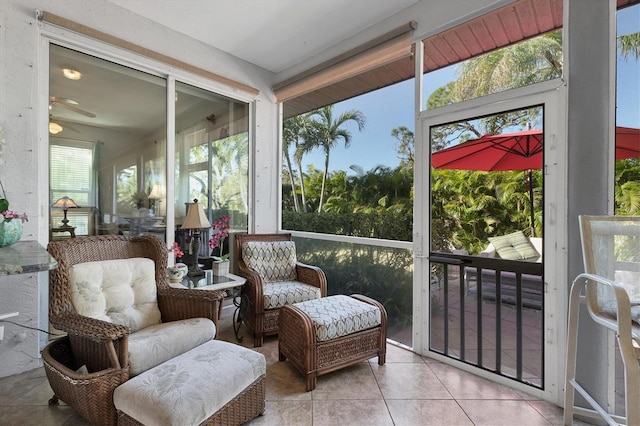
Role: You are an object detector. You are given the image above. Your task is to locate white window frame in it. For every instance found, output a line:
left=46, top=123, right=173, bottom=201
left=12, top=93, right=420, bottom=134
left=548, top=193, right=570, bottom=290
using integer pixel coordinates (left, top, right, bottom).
left=38, top=24, right=256, bottom=247
left=416, top=79, right=567, bottom=405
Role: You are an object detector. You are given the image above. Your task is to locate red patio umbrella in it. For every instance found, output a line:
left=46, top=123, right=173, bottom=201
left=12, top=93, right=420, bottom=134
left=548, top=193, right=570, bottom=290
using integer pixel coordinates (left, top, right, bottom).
left=431, top=126, right=640, bottom=235
left=616, top=126, right=640, bottom=160
left=431, top=129, right=543, bottom=171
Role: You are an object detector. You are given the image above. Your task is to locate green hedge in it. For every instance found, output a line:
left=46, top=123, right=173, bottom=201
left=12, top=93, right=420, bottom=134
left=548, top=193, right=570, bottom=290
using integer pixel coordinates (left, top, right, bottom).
left=282, top=211, right=412, bottom=241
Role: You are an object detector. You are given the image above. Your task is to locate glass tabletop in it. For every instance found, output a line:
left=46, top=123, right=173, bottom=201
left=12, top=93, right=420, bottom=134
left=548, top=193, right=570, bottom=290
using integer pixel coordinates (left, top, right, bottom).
left=178, top=271, right=246, bottom=291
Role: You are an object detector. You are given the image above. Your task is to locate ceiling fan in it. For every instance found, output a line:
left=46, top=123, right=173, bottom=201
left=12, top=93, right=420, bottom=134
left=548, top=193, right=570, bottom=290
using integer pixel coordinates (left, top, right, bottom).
left=49, top=97, right=95, bottom=134
left=49, top=115, right=80, bottom=134
left=49, top=96, right=96, bottom=118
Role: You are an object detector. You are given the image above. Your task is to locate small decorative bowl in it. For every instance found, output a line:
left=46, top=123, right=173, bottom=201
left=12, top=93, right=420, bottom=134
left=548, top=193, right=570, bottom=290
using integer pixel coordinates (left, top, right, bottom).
left=167, top=263, right=188, bottom=283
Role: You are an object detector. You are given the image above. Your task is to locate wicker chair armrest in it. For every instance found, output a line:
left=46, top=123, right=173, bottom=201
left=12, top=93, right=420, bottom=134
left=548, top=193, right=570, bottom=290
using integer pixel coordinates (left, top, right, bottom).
left=157, top=286, right=223, bottom=323
left=296, top=263, right=328, bottom=296
left=238, top=264, right=265, bottom=292
left=237, top=262, right=266, bottom=312
left=50, top=313, right=130, bottom=343
left=237, top=261, right=261, bottom=283
left=43, top=338, right=127, bottom=381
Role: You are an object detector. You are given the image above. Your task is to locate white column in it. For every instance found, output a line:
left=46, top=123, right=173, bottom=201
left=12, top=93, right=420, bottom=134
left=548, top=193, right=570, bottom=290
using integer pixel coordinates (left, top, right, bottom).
left=564, top=0, right=617, bottom=413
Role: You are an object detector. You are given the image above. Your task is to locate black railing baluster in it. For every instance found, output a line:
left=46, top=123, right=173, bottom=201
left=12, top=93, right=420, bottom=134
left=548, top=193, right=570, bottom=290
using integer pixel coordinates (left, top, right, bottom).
left=443, top=263, right=449, bottom=355
left=459, top=265, right=465, bottom=360
left=495, top=271, right=502, bottom=372
left=495, top=271, right=502, bottom=373
left=476, top=266, right=482, bottom=365
left=516, top=271, right=523, bottom=381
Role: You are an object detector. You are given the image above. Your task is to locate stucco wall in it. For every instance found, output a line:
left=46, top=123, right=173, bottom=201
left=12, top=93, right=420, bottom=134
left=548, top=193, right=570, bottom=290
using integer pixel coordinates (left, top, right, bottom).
left=0, top=0, right=279, bottom=377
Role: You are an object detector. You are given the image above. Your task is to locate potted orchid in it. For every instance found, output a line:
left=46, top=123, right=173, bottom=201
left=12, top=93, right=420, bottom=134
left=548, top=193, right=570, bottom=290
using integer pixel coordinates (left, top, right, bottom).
left=208, top=215, right=230, bottom=276
left=0, top=178, right=28, bottom=247
left=167, top=241, right=188, bottom=283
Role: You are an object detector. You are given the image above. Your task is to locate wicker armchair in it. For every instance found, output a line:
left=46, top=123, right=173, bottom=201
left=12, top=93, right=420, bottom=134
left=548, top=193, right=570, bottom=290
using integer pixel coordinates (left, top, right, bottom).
left=43, top=235, right=222, bottom=426
left=235, top=233, right=327, bottom=347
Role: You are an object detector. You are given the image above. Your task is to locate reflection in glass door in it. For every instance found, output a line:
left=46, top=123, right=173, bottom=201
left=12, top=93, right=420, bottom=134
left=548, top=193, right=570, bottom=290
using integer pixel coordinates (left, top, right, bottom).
left=49, top=43, right=167, bottom=239
left=49, top=44, right=250, bottom=253
left=427, top=105, right=545, bottom=389
left=174, top=82, right=249, bottom=258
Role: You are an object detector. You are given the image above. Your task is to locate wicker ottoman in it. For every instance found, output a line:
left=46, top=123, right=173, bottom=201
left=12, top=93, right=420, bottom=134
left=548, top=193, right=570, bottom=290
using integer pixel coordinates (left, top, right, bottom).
left=278, top=294, right=387, bottom=391
left=114, top=340, right=266, bottom=425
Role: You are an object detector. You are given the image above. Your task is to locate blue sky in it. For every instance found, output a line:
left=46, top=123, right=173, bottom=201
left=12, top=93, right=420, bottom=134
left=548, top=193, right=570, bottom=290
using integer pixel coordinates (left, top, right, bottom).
left=300, top=5, right=639, bottom=175
left=300, top=70, right=452, bottom=174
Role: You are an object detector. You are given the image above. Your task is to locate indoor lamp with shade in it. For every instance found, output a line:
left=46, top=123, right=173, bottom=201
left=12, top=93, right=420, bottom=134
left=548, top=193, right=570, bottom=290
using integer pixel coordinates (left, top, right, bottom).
left=181, top=199, right=211, bottom=277
left=148, top=184, right=166, bottom=216
left=51, top=196, right=79, bottom=237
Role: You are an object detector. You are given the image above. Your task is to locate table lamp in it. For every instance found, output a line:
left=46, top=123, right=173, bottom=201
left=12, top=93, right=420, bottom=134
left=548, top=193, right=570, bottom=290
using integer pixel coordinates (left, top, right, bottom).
left=52, top=196, right=79, bottom=229
left=148, top=184, right=166, bottom=216
left=181, top=199, right=211, bottom=276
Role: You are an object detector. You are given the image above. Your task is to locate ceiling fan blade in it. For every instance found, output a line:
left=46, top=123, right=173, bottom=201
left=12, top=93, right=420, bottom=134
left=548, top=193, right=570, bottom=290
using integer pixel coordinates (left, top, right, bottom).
left=50, top=96, right=79, bottom=105
left=51, top=101, right=96, bottom=118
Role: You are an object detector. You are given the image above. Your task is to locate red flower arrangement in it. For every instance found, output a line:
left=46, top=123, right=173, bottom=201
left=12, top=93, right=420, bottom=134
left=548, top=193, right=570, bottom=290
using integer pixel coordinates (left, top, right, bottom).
left=208, top=215, right=230, bottom=261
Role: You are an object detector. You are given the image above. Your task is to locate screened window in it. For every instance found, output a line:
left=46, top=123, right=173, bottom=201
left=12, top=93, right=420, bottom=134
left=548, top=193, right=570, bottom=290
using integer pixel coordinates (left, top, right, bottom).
left=50, top=143, right=94, bottom=205
left=50, top=142, right=94, bottom=235
left=423, top=31, right=562, bottom=111
left=615, top=3, right=640, bottom=216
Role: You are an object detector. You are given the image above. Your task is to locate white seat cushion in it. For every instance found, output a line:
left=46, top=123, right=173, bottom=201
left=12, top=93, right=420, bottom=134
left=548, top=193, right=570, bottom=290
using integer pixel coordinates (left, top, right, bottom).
left=70, top=257, right=217, bottom=376
left=70, top=258, right=161, bottom=331
left=114, top=340, right=266, bottom=426
left=128, top=318, right=216, bottom=376
left=293, top=295, right=382, bottom=342
left=263, top=281, right=322, bottom=309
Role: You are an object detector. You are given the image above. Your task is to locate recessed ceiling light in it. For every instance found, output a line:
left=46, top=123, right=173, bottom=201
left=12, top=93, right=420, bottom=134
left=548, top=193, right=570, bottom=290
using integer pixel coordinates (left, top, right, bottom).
left=62, top=68, right=82, bottom=80
left=49, top=122, right=63, bottom=134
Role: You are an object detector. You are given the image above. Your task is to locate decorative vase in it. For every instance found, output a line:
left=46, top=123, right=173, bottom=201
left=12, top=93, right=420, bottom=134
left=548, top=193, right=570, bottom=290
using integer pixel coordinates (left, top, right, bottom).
left=212, top=260, right=230, bottom=276
left=167, top=263, right=188, bottom=283
left=0, top=220, right=23, bottom=247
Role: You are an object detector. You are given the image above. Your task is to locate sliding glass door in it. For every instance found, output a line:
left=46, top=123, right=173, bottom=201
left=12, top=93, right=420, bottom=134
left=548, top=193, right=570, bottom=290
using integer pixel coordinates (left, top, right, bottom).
left=48, top=44, right=249, bottom=249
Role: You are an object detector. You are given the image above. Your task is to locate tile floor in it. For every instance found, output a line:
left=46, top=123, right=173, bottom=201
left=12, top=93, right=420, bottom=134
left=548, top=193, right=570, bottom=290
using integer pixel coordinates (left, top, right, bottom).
left=0, top=300, right=581, bottom=426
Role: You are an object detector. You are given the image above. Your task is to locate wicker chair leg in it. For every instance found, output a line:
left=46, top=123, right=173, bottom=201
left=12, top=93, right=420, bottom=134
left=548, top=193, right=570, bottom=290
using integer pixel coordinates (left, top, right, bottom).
left=254, top=333, right=264, bottom=347
left=305, top=373, right=317, bottom=392
left=48, top=395, right=58, bottom=405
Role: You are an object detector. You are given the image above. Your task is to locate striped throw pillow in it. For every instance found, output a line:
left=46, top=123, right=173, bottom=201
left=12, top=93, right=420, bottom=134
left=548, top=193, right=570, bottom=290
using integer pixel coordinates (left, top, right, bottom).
left=488, top=231, right=539, bottom=261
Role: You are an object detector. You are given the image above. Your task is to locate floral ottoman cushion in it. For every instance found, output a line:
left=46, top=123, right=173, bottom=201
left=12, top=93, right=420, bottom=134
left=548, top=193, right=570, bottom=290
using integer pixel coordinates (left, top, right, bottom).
left=114, top=339, right=266, bottom=426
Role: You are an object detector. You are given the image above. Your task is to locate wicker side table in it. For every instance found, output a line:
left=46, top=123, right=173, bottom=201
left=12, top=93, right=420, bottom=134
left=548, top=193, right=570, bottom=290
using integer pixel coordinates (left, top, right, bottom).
left=278, top=294, right=387, bottom=391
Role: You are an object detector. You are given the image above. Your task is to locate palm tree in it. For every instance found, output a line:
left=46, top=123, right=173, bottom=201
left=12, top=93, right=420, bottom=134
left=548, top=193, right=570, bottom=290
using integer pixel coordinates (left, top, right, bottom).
left=284, top=112, right=318, bottom=212
left=428, top=31, right=562, bottom=149
left=618, top=32, right=640, bottom=60
left=283, top=116, right=302, bottom=212
left=309, top=106, right=365, bottom=212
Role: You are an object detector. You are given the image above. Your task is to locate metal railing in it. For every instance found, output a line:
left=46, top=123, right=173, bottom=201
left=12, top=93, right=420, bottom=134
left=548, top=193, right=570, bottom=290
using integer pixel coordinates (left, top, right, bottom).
left=429, top=252, right=544, bottom=389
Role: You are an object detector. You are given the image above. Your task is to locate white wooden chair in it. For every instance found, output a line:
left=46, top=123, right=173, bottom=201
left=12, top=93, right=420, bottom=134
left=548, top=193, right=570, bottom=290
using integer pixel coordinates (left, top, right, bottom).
left=564, top=215, right=640, bottom=425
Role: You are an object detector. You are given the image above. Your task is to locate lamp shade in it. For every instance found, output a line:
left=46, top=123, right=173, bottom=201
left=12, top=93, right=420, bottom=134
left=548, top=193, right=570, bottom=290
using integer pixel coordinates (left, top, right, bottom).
left=52, top=196, right=79, bottom=209
left=148, top=184, right=166, bottom=199
left=181, top=199, right=211, bottom=229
